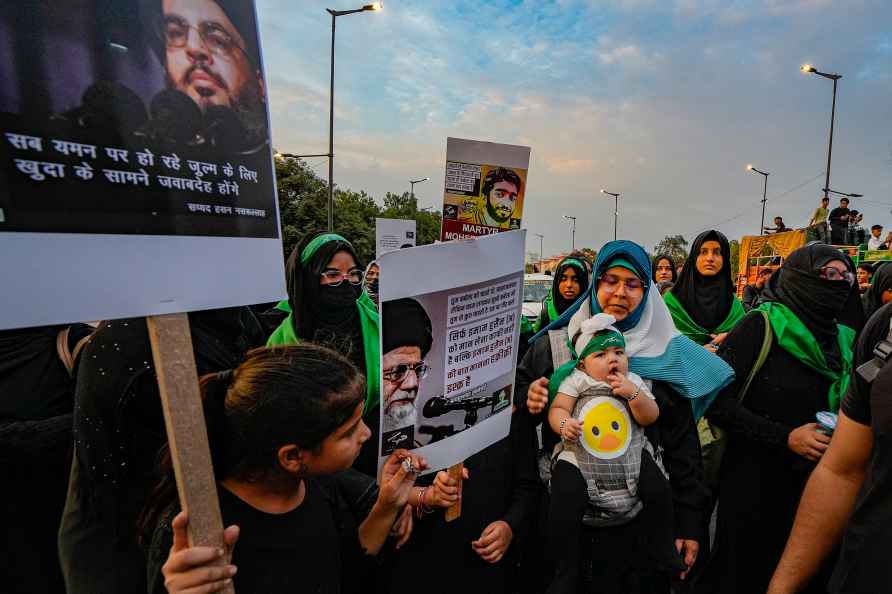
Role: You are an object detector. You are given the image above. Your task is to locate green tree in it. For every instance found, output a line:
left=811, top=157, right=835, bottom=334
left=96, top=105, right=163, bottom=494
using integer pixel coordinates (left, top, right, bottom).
left=654, top=235, right=689, bottom=263
left=729, top=239, right=741, bottom=277
left=380, top=191, right=442, bottom=247
left=274, top=157, right=443, bottom=264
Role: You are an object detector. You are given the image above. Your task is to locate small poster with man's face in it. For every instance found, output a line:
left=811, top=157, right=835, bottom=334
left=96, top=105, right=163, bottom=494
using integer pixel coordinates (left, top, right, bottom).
left=377, top=230, right=525, bottom=473
left=439, top=137, right=530, bottom=242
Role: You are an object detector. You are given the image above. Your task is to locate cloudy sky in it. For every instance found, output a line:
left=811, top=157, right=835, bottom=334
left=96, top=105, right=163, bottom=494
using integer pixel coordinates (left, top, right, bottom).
left=255, top=0, right=891, bottom=258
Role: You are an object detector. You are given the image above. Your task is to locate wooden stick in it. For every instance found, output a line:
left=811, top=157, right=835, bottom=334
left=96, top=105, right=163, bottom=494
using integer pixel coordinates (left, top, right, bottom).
left=147, top=313, right=235, bottom=594
left=444, top=461, right=464, bottom=522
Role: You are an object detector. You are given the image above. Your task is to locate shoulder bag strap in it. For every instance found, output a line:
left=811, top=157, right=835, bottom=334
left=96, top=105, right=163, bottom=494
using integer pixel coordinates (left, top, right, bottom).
left=736, top=310, right=773, bottom=404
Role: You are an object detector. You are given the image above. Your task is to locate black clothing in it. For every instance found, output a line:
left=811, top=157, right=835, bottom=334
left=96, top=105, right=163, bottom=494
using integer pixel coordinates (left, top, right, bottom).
left=514, top=335, right=708, bottom=593
left=698, top=312, right=835, bottom=594
left=861, top=263, right=892, bottom=321
left=741, top=283, right=764, bottom=311
left=58, top=311, right=263, bottom=594
left=760, top=242, right=853, bottom=371
left=829, top=302, right=892, bottom=592
left=147, top=472, right=377, bottom=594
left=535, top=257, right=590, bottom=331
left=547, top=452, right=682, bottom=593
left=829, top=207, right=850, bottom=244
left=384, top=412, right=540, bottom=594
left=671, top=230, right=735, bottom=331
left=0, top=324, right=93, bottom=594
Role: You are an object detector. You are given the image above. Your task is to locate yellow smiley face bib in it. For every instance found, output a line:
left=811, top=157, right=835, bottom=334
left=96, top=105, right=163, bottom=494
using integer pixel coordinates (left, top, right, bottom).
left=578, top=396, right=633, bottom=460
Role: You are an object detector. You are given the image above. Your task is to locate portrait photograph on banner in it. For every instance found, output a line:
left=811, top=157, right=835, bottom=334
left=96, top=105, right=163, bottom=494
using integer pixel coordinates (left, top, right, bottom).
left=0, top=0, right=275, bottom=239
left=440, top=137, right=530, bottom=241
left=376, top=230, right=525, bottom=473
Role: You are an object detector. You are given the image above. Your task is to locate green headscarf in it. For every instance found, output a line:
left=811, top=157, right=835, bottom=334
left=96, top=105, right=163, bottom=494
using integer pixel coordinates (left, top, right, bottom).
left=547, top=313, right=625, bottom=401
left=664, top=291, right=746, bottom=345
left=756, top=301, right=854, bottom=411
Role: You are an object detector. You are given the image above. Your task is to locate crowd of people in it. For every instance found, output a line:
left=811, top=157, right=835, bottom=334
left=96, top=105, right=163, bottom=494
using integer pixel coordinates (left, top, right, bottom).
left=3, top=224, right=892, bottom=594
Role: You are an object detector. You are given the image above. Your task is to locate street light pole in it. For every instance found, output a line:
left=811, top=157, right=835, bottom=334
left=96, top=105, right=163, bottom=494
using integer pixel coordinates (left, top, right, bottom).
left=747, top=165, right=770, bottom=235
left=326, top=3, right=382, bottom=231
left=535, top=233, right=544, bottom=266
left=801, top=64, right=842, bottom=202
left=600, top=189, right=620, bottom=241
left=563, top=215, right=576, bottom=251
left=409, top=177, right=429, bottom=201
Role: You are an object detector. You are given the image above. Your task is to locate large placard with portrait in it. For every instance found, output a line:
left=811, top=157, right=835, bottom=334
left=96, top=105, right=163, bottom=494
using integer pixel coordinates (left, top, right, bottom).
left=0, top=0, right=285, bottom=329
left=377, top=230, right=525, bottom=473
left=439, top=137, right=531, bottom=241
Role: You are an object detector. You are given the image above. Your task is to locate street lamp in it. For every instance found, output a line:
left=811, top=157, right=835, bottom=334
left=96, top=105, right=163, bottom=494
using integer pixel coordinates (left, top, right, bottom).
left=326, top=3, right=383, bottom=230
left=409, top=177, right=429, bottom=201
left=746, top=164, right=770, bottom=235
left=535, top=233, right=544, bottom=267
left=823, top=188, right=863, bottom=199
left=275, top=151, right=331, bottom=160
left=600, top=189, right=620, bottom=241
left=801, top=63, right=842, bottom=202
left=563, top=215, right=576, bottom=251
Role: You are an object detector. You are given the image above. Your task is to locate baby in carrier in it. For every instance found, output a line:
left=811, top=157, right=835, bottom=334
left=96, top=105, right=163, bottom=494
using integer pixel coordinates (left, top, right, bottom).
left=545, top=314, right=685, bottom=593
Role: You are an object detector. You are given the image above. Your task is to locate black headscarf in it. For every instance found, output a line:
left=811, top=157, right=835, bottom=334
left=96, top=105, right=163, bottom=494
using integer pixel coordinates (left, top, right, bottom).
left=285, top=231, right=365, bottom=366
left=760, top=243, right=854, bottom=370
left=551, top=256, right=590, bottom=314
left=652, top=254, right=678, bottom=283
left=862, top=263, right=892, bottom=321
left=670, top=230, right=735, bottom=331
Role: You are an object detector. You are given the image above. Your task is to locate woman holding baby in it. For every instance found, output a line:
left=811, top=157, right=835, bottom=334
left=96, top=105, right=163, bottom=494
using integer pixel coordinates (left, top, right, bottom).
left=516, top=240, right=734, bottom=594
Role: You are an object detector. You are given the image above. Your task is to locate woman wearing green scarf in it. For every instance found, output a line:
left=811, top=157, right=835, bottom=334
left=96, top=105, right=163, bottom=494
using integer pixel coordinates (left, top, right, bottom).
left=664, top=230, right=745, bottom=351
left=267, top=230, right=380, bottom=475
left=534, top=256, right=589, bottom=332
left=697, top=243, right=857, bottom=594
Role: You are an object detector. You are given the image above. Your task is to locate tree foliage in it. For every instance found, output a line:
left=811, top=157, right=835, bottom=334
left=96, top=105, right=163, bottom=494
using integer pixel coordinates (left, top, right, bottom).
left=653, top=235, right=689, bottom=263
left=274, top=157, right=442, bottom=265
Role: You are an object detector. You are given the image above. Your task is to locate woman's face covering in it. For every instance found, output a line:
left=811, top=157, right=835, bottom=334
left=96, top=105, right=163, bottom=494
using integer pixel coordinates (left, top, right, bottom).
left=596, top=266, right=645, bottom=322
left=696, top=240, right=723, bottom=277
left=654, top=258, right=674, bottom=282
left=558, top=267, right=582, bottom=301
left=301, top=402, right=370, bottom=475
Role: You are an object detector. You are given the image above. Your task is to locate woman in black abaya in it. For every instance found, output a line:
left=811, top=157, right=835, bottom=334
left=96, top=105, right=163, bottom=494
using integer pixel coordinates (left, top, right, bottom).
left=698, top=243, right=857, bottom=594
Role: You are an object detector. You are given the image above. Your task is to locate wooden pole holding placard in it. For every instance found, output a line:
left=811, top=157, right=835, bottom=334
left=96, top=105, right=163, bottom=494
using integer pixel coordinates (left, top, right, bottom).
left=146, top=313, right=235, bottom=594
left=444, top=462, right=464, bottom=522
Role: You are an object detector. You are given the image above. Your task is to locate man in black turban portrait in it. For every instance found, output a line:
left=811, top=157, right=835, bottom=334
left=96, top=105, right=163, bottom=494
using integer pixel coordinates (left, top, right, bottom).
left=381, top=298, right=433, bottom=451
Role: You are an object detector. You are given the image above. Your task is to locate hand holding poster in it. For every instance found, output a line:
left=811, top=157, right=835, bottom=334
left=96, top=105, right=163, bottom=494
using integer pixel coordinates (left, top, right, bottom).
left=377, top=230, right=525, bottom=473
left=440, top=138, right=531, bottom=241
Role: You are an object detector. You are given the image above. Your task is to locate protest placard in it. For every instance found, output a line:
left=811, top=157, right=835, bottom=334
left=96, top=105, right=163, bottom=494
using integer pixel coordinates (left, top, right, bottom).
left=0, top=0, right=284, bottom=330
left=1, top=4, right=283, bottom=587
left=376, top=217, right=416, bottom=258
left=439, top=137, right=531, bottom=241
left=376, top=230, right=525, bottom=473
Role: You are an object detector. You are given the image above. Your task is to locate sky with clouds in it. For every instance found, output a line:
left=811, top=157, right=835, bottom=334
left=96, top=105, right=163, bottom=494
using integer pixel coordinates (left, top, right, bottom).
left=255, top=0, right=891, bottom=258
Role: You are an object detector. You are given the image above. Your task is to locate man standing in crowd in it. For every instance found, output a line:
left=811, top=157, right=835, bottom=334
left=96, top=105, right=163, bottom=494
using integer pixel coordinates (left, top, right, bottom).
left=742, top=267, right=772, bottom=311
left=763, top=216, right=788, bottom=234
left=808, top=196, right=831, bottom=243
left=867, top=224, right=886, bottom=251
left=380, top=298, right=433, bottom=453
left=857, top=263, right=873, bottom=294
left=460, top=167, right=523, bottom=230
left=828, top=197, right=850, bottom=245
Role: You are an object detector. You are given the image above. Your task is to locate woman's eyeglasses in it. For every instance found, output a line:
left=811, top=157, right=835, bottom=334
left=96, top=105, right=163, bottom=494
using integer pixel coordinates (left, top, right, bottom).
left=598, top=274, right=644, bottom=292
left=321, top=269, right=364, bottom=286
left=819, top=266, right=855, bottom=286
left=383, top=362, right=430, bottom=383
